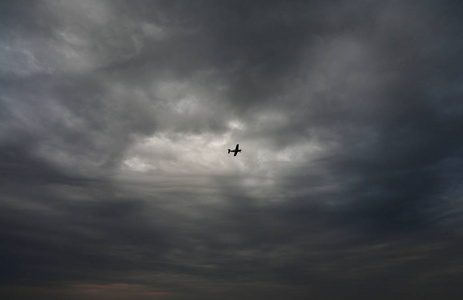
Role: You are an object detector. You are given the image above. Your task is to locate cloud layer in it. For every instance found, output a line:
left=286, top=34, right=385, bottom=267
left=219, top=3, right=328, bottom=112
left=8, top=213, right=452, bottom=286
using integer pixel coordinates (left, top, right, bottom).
left=1, top=0, right=463, bottom=299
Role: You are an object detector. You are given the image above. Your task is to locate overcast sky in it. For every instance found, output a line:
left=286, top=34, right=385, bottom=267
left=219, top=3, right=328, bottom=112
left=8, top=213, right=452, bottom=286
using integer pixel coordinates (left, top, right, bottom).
left=1, top=0, right=463, bottom=299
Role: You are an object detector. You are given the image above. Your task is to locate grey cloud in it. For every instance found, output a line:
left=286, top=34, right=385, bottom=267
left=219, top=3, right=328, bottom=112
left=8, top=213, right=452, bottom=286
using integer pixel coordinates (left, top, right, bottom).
left=1, top=0, right=463, bottom=299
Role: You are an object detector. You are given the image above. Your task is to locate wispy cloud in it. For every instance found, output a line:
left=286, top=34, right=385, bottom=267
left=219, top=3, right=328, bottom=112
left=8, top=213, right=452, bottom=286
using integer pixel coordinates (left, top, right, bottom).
left=1, top=0, right=463, bottom=299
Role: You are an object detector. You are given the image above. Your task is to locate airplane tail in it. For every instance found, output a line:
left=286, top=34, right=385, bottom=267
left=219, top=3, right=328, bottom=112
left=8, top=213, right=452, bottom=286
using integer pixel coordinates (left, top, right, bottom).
left=228, top=149, right=230, bottom=153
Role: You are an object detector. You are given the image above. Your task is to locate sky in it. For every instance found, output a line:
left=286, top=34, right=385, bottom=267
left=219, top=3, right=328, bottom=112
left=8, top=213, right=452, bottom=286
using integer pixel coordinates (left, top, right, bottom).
left=1, top=0, right=463, bottom=299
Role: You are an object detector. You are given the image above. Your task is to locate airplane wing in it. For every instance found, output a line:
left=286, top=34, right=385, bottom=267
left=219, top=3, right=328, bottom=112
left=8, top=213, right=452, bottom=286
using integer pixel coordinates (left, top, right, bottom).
left=235, top=144, right=239, bottom=151
left=234, top=151, right=238, bottom=156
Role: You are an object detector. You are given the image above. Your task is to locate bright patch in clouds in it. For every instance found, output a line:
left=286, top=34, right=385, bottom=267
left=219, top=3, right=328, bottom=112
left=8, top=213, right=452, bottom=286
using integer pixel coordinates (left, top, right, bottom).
left=228, top=119, right=246, bottom=130
left=122, top=132, right=238, bottom=175
left=122, top=130, right=323, bottom=178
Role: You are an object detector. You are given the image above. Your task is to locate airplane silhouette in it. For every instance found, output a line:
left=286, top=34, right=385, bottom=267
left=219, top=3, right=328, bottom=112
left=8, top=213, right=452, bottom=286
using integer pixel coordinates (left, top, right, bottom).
left=228, top=144, right=242, bottom=156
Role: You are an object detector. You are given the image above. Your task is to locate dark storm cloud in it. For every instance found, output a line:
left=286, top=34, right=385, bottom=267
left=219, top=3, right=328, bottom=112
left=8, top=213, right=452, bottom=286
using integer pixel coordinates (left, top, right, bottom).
left=1, top=0, right=463, bottom=299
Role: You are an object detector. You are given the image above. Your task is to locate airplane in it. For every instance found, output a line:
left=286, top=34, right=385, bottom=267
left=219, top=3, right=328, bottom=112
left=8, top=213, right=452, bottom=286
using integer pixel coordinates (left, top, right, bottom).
left=228, top=144, right=242, bottom=156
